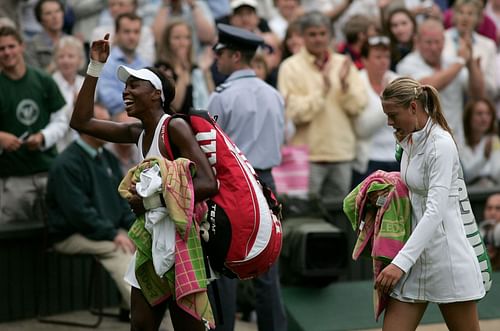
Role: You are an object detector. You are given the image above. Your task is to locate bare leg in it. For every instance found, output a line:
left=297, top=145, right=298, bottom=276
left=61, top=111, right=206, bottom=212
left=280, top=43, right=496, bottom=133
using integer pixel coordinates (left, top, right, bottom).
left=382, top=297, right=428, bottom=331
left=439, top=301, right=480, bottom=331
left=169, top=301, right=206, bottom=331
left=130, top=287, right=168, bottom=331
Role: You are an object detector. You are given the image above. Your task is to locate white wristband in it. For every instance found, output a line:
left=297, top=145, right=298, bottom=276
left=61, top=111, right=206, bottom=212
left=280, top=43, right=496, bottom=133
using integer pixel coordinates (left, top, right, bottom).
left=86, top=59, right=105, bottom=77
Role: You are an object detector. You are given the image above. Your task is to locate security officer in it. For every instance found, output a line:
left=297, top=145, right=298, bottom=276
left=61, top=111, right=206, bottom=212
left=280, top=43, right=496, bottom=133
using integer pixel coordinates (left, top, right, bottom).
left=207, top=23, right=287, bottom=331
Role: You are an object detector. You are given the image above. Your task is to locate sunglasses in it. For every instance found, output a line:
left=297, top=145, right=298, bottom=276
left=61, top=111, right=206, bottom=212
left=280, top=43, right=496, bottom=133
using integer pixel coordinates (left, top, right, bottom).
left=368, top=36, right=390, bottom=46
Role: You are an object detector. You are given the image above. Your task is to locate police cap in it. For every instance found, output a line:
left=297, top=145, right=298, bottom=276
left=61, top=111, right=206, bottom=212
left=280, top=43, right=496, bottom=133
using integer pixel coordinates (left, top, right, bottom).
left=213, top=23, right=264, bottom=52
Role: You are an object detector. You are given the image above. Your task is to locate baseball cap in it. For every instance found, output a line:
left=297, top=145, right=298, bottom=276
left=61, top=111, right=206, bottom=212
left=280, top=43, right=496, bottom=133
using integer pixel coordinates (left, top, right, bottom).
left=117, top=65, right=165, bottom=102
left=230, top=0, right=258, bottom=11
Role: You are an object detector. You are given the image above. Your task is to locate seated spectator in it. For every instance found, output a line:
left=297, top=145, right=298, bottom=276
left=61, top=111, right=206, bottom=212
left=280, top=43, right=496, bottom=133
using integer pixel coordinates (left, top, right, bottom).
left=152, top=0, right=216, bottom=56
left=268, top=0, right=304, bottom=40
left=25, top=0, right=67, bottom=73
left=352, top=35, right=399, bottom=187
left=384, top=7, right=417, bottom=71
left=97, top=12, right=150, bottom=116
left=46, top=103, right=135, bottom=322
left=155, top=19, right=212, bottom=113
left=443, top=0, right=498, bottom=99
left=0, top=26, right=67, bottom=226
left=460, top=98, right=500, bottom=187
left=51, top=35, right=85, bottom=152
left=281, top=20, right=303, bottom=60
left=91, top=0, right=156, bottom=65
left=336, top=14, right=380, bottom=70
left=480, top=193, right=500, bottom=270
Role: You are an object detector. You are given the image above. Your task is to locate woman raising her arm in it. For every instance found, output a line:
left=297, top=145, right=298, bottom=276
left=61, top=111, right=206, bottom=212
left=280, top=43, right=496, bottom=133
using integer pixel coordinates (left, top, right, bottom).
left=71, top=34, right=217, bottom=331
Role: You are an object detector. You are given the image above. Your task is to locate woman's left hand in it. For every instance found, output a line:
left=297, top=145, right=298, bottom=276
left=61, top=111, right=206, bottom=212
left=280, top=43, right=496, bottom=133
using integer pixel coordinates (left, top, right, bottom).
left=375, top=263, right=404, bottom=295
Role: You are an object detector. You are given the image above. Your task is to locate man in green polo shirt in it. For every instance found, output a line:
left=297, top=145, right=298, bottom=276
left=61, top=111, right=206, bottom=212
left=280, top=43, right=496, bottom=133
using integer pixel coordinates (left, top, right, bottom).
left=0, top=25, right=67, bottom=225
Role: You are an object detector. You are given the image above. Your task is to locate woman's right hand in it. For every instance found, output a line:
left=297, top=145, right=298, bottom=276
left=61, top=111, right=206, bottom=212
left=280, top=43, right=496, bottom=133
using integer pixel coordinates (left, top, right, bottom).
left=90, top=33, right=110, bottom=63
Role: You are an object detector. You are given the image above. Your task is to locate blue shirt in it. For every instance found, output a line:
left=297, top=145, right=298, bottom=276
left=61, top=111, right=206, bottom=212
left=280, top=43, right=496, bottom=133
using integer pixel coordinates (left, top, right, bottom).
left=207, top=69, right=285, bottom=169
left=97, top=47, right=150, bottom=115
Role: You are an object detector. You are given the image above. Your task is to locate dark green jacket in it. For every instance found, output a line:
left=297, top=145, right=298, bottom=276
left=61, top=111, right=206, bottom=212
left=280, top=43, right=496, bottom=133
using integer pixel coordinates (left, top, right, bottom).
left=46, top=141, right=135, bottom=243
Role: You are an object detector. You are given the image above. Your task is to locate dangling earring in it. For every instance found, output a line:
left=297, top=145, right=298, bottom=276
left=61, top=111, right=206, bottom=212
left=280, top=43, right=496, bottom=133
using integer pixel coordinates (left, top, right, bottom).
left=414, top=114, right=419, bottom=131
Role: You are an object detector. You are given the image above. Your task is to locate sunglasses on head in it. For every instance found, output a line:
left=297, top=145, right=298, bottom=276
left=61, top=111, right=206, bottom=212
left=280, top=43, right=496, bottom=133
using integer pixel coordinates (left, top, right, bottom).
left=368, top=36, right=390, bottom=46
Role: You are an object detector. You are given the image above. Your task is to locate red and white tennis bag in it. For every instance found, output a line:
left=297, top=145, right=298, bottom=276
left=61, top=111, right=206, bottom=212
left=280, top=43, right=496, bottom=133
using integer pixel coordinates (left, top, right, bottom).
left=161, top=109, right=282, bottom=279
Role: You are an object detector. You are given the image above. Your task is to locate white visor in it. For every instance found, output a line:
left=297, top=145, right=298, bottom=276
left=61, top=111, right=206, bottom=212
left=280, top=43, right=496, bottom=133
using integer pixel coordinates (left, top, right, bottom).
left=117, top=65, right=165, bottom=102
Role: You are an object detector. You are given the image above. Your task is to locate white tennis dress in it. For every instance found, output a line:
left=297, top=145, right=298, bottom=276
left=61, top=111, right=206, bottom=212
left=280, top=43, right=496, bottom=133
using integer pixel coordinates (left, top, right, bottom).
left=391, top=118, right=485, bottom=303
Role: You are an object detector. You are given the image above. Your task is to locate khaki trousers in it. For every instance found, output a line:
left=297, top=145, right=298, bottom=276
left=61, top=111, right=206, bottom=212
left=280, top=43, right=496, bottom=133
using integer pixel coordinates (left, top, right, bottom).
left=54, top=232, right=133, bottom=309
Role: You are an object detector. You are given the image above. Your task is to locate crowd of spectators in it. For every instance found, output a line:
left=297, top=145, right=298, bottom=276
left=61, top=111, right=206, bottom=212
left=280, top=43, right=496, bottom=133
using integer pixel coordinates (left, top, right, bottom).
left=2, top=0, right=500, bottom=326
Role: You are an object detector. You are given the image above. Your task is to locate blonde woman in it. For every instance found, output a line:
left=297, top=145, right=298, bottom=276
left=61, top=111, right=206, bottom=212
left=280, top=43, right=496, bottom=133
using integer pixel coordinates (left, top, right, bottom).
left=52, top=35, right=85, bottom=152
left=377, top=77, right=485, bottom=331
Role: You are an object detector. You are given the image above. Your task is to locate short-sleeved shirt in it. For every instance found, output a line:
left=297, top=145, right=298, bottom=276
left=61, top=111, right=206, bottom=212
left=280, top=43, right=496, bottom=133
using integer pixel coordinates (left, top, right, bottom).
left=0, top=67, right=66, bottom=177
left=207, top=69, right=284, bottom=170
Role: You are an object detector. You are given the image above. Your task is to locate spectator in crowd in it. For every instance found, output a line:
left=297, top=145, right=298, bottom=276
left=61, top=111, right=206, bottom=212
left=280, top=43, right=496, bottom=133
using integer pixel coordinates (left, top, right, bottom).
left=443, top=0, right=498, bottom=99
left=155, top=19, right=212, bottom=112
left=336, top=14, right=380, bottom=69
left=384, top=7, right=417, bottom=71
left=352, top=35, right=399, bottom=187
left=25, top=0, right=67, bottom=73
left=396, top=17, right=485, bottom=144
left=46, top=103, right=135, bottom=322
left=52, top=35, right=85, bottom=152
left=281, top=20, right=303, bottom=59
left=444, top=0, right=498, bottom=43
left=460, top=97, right=500, bottom=187
left=268, top=0, right=304, bottom=40
left=0, top=26, right=67, bottom=225
left=91, top=0, right=156, bottom=65
left=278, top=11, right=367, bottom=203
left=97, top=12, right=150, bottom=116
left=152, top=0, right=216, bottom=56
left=207, top=23, right=286, bottom=331
left=480, top=193, right=500, bottom=270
